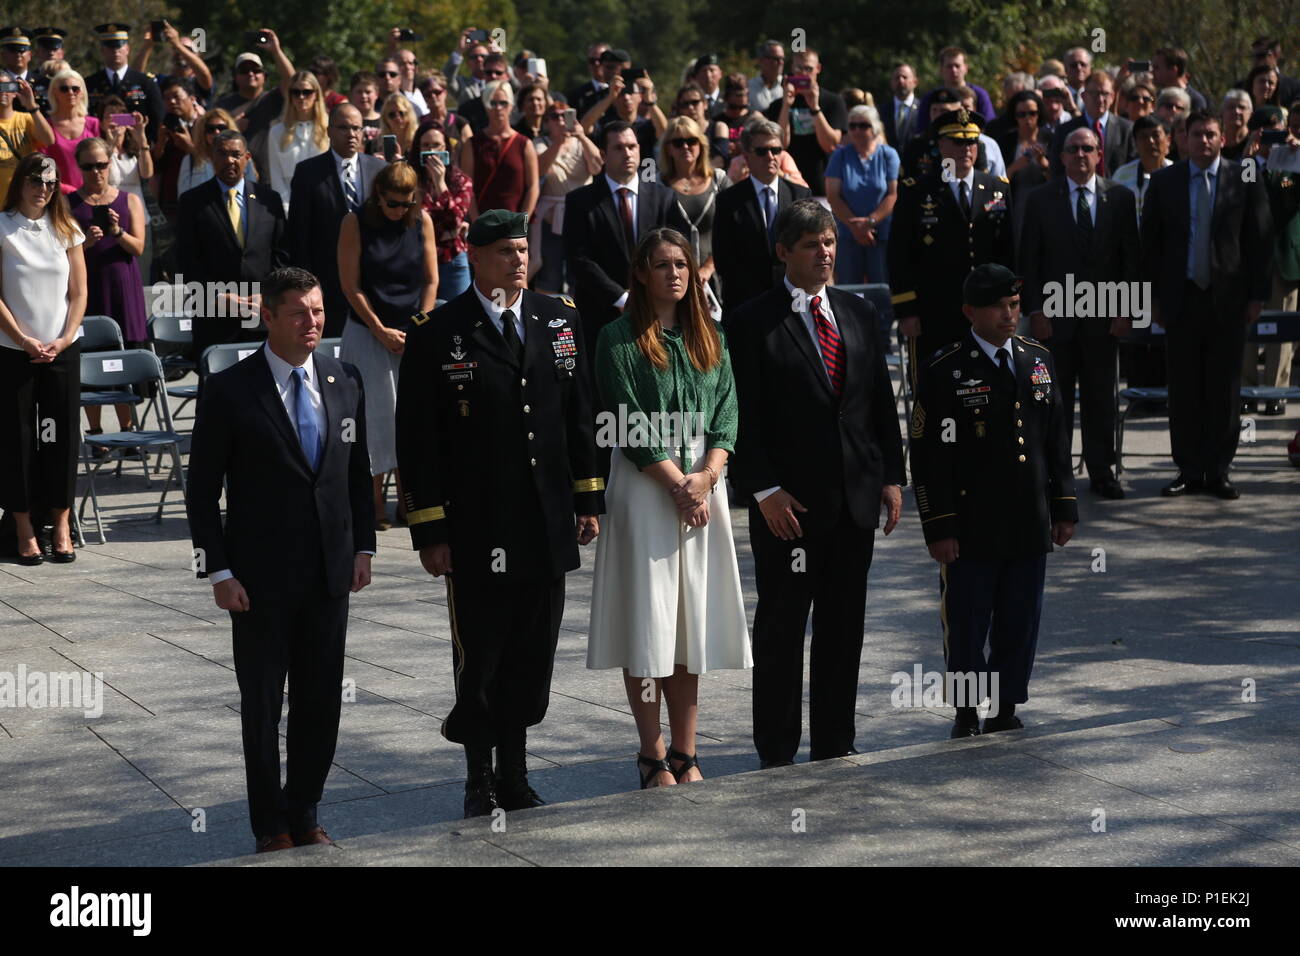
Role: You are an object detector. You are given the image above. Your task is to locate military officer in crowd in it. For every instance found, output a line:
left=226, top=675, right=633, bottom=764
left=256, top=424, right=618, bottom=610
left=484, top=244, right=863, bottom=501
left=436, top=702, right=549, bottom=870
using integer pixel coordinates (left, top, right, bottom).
left=28, top=27, right=67, bottom=113
left=889, top=108, right=1015, bottom=387
left=0, top=27, right=36, bottom=112
left=898, top=89, right=991, bottom=182
left=910, top=264, right=1078, bottom=738
left=395, top=210, right=605, bottom=819
left=85, top=24, right=163, bottom=142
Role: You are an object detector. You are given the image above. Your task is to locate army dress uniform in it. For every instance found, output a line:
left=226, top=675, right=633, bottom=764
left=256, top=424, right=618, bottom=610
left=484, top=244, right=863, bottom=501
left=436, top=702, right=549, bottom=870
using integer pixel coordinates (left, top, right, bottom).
left=395, top=266, right=604, bottom=753
left=28, top=28, right=65, bottom=113
left=86, top=25, right=163, bottom=142
left=910, top=267, right=1078, bottom=729
left=889, top=110, right=1014, bottom=387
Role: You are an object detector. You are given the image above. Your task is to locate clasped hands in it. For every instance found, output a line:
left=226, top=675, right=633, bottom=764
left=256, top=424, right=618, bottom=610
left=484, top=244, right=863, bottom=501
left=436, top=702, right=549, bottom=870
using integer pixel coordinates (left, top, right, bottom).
left=670, top=469, right=713, bottom=527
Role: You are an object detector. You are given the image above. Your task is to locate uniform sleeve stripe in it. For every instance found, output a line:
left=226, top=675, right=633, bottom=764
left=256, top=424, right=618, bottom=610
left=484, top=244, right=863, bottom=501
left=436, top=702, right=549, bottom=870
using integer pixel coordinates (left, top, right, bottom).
left=407, top=506, right=446, bottom=525
left=574, top=478, right=605, bottom=493
left=892, top=291, right=918, bottom=305
left=920, top=512, right=957, bottom=524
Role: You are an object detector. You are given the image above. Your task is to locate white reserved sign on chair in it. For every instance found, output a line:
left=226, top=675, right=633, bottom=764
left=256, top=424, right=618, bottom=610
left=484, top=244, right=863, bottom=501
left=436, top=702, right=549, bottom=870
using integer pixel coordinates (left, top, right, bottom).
left=101, top=359, right=123, bottom=372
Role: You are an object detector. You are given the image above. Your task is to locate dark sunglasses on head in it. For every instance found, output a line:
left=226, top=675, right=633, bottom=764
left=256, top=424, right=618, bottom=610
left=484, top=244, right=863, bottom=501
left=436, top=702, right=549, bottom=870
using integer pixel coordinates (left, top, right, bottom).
left=384, top=198, right=417, bottom=208
left=1015, top=109, right=1038, bottom=118
left=668, top=137, right=697, bottom=148
left=78, top=161, right=111, bottom=171
left=751, top=145, right=783, bottom=157
left=290, top=88, right=316, bottom=98
left=1065, top=143, right=1097, bottom=154
left=848, top=121, right=873, bottom=130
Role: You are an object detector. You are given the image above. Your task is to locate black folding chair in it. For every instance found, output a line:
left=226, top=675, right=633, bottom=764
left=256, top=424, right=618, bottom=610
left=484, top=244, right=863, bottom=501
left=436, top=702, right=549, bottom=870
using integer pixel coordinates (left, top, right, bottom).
left=149, top=312, right=199, bottom=422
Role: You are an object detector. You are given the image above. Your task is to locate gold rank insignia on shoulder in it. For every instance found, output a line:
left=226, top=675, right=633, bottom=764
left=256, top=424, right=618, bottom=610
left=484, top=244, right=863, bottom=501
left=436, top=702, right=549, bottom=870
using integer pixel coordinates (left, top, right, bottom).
left=1016, top=334, right=1048, bottom=350
left=558, top=294, right=577, bottom=310
left=902, top=176, right=916, bottom=187
left=998, top=175, right=1010, bottom=184
left=911, top=401, right=926, bottom=438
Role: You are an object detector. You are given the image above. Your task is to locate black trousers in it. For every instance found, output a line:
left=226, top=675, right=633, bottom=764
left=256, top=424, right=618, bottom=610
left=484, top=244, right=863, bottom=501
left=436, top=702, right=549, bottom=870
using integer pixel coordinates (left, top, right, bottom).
left=939, top=552, right=1047, bottom=706
left=750, top=504, right=875, bottom=763
left=1165, top=283, right=1247, bottom=481
left=1050, top=332, right=1117, bottom=481
left=442, top=572, right=565, bottom=749
left=230, top=568, right=348, bottom=838
left=0, top=342, right=81, bottom=513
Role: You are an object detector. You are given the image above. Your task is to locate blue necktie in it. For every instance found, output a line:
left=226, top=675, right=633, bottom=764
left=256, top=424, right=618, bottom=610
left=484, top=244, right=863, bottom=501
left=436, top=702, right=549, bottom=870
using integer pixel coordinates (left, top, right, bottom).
left=290, top=367, right=322, bottom=470
left=761, top=186, right=775, bottom=238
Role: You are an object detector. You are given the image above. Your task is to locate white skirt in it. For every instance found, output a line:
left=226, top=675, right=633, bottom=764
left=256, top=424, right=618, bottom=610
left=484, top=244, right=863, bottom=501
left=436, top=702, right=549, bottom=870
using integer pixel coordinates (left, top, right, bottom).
left=587, top=435, right=752, bottom=678
left=339, top=319, right=400, bottom=475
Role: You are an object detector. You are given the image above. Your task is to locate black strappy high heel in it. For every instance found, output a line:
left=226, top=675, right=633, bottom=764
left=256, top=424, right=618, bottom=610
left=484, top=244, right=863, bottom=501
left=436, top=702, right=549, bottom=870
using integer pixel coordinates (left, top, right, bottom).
left=637, top=753, right=674, bottom=789
left=668, top=748, right=701, bottom=784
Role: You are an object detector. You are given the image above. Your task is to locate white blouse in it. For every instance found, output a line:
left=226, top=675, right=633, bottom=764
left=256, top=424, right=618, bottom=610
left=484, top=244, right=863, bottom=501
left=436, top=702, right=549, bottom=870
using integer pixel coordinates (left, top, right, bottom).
left=109, top=151, right=145, bottom=204
left=0, top=210, right=85, bottom=349
left=267, top=121, right=326, bottom=215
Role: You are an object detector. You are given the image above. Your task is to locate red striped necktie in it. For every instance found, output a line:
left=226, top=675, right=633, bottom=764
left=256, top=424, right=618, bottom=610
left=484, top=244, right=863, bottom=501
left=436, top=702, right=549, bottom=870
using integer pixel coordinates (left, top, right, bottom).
left=811, top=294, right=843, bottom=394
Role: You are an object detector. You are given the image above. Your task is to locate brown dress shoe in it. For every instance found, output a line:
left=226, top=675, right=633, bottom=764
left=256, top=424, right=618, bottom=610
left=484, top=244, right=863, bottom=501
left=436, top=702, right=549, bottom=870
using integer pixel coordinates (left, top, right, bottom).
left=291, top=825, right=335, bottom=847
left=255, top=832, right=294, bottom=853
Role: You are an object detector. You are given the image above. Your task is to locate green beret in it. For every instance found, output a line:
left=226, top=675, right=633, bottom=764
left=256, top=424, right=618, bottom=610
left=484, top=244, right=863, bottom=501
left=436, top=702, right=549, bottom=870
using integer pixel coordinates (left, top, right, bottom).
left=963, top=263, right=1023, bottom=307
left=467, top=209, right=529, bottom=246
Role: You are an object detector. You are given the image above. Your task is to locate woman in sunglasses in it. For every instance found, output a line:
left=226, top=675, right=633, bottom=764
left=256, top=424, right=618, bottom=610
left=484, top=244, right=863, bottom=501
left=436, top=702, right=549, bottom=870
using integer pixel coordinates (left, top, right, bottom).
left=338, top=161, right=438, bottom=529
left=68, top=137, right=148, bottom=443
left=177, top=108, right=257, bottom=195
left=379, top=92, right=418, bottom=161
left=38, top=69, right=100, bottom=194
left=825, top=104, right=898, bottom=290
left=996, top=90, right=1050, bottom=206
left=462, top=80, right=538, bottom=216
left=1120, top=79, right=1157, bottom=124
left=658, top=117, right=728, bottom=305
left=0, top=154, right=87, bottom=564
left=267, top=71, right=328, bottom=216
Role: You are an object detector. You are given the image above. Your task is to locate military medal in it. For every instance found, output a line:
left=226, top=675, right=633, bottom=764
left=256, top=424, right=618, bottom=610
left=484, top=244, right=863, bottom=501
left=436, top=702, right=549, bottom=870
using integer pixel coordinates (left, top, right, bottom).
left=548, top=318, right=566, bottom=328
left=450, top=334, right=467, bottom=361
left=975, top=422, right=986, bottom=438
left=1030, top=358, right=1052, bottom=386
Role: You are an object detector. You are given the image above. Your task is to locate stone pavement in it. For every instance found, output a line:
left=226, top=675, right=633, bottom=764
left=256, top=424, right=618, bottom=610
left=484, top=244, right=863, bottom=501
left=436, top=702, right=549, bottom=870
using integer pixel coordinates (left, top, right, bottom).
left=1, top=380, right=1297, bottom=866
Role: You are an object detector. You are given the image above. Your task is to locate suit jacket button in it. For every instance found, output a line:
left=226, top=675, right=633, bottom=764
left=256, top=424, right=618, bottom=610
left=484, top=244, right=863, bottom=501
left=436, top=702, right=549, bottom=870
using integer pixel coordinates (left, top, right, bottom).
left=1016, top=419, right=1023, bottom=427
left=457, top=384, right=464, bottom=391
left=521, top=378, right=527, bottom=386
left=959, top=489, right=966, bottom=496
left=530, top=458, right=537, bottom=466
left=1015, top=401, right=1021, bottom=409
left=1018, top=454, right=1026, bottom=462
left=1018, top=436, right=1025, bottom=445
left=528, top=432, right=535, bottom=440
left=523, top=404, right=531, bottom=413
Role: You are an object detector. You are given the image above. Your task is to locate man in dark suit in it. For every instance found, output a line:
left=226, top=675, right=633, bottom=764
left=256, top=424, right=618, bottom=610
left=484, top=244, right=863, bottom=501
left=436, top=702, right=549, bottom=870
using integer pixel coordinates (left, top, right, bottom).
left=185, top=267, right=375, bottom=853
left=287, top=104, right=384, bottom=336
left=396, top=211, right=604, bottom=817
left=1020, top=127, right=1141, bottom=499
left=1048, top=72, right=1134, bottom=179
left=910, top=265, right=1078, bottom=737
left=563, top=120, right=690, bottom=354
left=713, top=118, right=811, bottom=315
left=890, top=109, right=1015, bottom=383
left=566, top=42, right=612, bottom=118
left=726, top=200, right=905, bottom=767
left=174, top=130, right=289, bottom=372
left=1141, top=109, right=1273, bottom=499
left=84, top=24, right=164, bottom=143
left=881, top=62, right=920, bottom=149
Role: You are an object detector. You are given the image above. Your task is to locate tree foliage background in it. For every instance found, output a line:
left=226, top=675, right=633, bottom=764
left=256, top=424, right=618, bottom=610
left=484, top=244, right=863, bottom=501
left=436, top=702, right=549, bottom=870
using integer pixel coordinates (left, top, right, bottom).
left=5, top=0, right=1292, bottom=104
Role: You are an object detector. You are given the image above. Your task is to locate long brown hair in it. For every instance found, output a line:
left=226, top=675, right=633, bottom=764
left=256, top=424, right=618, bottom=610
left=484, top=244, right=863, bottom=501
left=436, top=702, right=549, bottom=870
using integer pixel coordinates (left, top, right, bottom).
left=627, top=228, right=721, bottom=373
left=360, top=161, right=422, bottom=229
left=2, top=153, right=80, bottom=245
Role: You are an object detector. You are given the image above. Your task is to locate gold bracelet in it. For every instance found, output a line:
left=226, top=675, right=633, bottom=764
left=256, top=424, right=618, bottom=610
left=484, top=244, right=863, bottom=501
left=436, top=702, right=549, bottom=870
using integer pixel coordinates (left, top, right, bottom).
left=703, top=464, right=718, bottom=490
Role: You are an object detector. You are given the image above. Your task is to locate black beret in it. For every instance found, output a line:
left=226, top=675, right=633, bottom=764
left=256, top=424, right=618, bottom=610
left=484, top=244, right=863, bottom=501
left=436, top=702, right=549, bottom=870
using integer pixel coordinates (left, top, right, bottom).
left=963, top=263, right=1023, bottom=307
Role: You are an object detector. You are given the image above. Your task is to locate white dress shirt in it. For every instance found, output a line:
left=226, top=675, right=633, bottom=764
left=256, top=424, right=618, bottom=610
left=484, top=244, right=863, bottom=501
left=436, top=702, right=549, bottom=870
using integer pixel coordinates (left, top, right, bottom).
left=1069, top=175, right=1097, bottom=225
left=105, top=66, right=127, bottom=86
left=268, top=121, right=326, bottom=216
left=472, top=283, right=527, bottom=342
left=753, top=278, right=838, bottom=503
left=972, top=329, right=1015, bottom=370
left=401, top=88, right=429, bottom=117
left=750, top=174, right=779, bottom=227
left=948, top=169, right=976, bottom=207
left=606, top=174, right=639, bottom=309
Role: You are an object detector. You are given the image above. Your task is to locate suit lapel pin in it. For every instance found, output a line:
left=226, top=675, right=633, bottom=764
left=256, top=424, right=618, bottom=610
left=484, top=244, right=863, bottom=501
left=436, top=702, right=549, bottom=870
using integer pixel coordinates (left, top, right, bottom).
left=326, top=375, right=335, bottom=383
left=969, top=350, right=978, bottom=357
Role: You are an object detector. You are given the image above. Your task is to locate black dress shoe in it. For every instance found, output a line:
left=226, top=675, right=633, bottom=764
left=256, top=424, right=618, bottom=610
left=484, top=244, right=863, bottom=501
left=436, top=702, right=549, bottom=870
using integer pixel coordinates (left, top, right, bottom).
left=1160, top=474, right=1203, bottom=497
left=463, top=746, right=500, bottom=818
left=982, top=713, right=1024, bottom=733
left=1241, top=400, right=1259, bottom=414
left=1263, top=400, right=1285, bottom=416
left=759, top=758, right=795, bottom=769
left=494, top=729, right=544, bottom=811
left=1090, top=476, right=1125, bottom=499
left=16, top=551, right=43, bottom=566
left=49, top=548, right=76, bottom=564
left=950, top=719, right=981, bottom=738
left=809, top=747, right=860, bottom=760
left=1206, top=477, right=1240, bottom=500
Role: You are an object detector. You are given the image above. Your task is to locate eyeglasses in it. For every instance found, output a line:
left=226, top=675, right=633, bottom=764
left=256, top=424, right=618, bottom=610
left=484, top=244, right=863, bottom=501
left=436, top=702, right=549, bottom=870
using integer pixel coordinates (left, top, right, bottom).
left=428, top=87, right=446, bottom=95
left=378, top=71, right=399, bottom=78
left=1064, top=143, right=1098, bottom=154
left=1128, top=94, right=1153, bottom=103
left=668, top=137, right=698, bottom=148
left=751, top=145, right=783, bottom=156
left=58, top=85, right=81, bottom=94
left=1015, top=110, right=1039, bottom=118
left=488, top=100, right=511, bottom=108
left=848, top=122, right=873, bottom=130
left=1067, top=60, right=1089, bottom=68
left=386, top=110, right=406, bottom=119
left=290, top=88, right=316, bottom=98
left=206, top=125, right=229, bottom=134
left=384, top=198, right=417, bottom=208
left=237, top=66, right=263, bottom=75
left=27, top=176, right=57, bottom=189
left=484, top=69, right=506, bottom=77
left=78, top=161, right=111, bottom=171
left=678, top=98, right=703, bottom=108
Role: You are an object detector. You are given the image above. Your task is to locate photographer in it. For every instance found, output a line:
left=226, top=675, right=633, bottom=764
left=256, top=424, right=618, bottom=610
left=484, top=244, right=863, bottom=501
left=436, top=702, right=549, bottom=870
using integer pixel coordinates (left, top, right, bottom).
left=134, top=20, right=213, bottom=105
left=212, top=29, right=294, bottom=142
left=0, top=71, right=53, bottom=196
left=151, top=76, right=201, bottom=218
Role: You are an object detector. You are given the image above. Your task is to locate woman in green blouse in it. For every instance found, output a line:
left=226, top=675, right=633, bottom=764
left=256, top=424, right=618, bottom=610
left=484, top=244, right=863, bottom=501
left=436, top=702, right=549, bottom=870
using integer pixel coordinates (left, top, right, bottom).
left=587, top=227, right=752, bottom=790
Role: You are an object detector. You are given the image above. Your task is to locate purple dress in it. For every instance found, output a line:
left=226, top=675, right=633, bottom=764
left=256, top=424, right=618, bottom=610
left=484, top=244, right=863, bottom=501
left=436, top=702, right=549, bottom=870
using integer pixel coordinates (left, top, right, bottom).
left=69, top=190, right=148, bottom=344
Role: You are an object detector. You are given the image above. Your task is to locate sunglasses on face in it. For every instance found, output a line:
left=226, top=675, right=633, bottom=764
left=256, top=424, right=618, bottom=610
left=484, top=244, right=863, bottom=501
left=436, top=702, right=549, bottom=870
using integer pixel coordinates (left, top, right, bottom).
left=378, top=70, right=399, bottom=78
left=1129, top=95, right=1153, bottom=103
left=678, top=98, right=702, bottom=108
left=489, top=100, right=510, bottom=108
left=668, top=137, right=698, bottom=148
left=751, top=145, right=783, bottom=157
left=386, top=110, right=406, bottom=119
left=428, top=87, right=446, bottom=95
left=28, top=176, right=57, bottom=189
left=484, top=69, right=506, bottom=77
left=58, top=85, right=81, bottom=94
left=1065, top=144, right=1097, bottom=154
left=238, top=66, right=263, bottom=75
left=78, top=161, right=111, bottom=171
left=206, top=125, right=229, bottom=134
left=1016, top=110, right=1039, bottom=118
left=384, top=198, right=417, bottom=208
left=848, top=122, right=873, bottom=130
left=290, top=88, right=316, bottom=98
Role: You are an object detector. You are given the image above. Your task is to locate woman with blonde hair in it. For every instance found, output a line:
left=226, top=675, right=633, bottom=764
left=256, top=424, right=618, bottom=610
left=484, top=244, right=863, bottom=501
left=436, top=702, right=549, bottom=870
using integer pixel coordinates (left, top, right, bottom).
left=178, top=108, right=258, bottom=194
left=267, top=70, right=328, bottom=214
left=588, top=227, right=750, bottom=790
left=338, top=161, right=438, bottom=528
left=379, top=92, right=418, bottom=161
left=462, top=80, right=538, bottom=215
left=39, top=69, right=100, bottom=193
left=659, top=116, right=728, bottom=297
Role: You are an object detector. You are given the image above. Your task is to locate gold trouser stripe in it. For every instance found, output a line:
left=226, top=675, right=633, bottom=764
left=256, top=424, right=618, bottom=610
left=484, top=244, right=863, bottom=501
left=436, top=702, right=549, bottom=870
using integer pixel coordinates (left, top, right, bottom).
left=407, top=505, right=445, bottom=525
left=892, top=291, right=917, bottom=305
left=939, top=563, right=951, bottom=705
left=1052, top=496, right=1078, bottom=500
left=447, top=576, right=465, bottom=698
left=921, top=512, right=957, bottom=524
left=573, top=477, right=605, bottom=493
